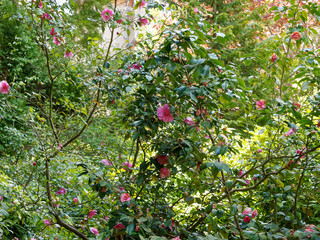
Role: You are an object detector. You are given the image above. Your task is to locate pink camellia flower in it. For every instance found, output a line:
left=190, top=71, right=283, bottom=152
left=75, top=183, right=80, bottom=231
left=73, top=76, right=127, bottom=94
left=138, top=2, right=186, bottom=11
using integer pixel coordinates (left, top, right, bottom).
left=136, top=225, right=140, bottom=231
left=242, top=207, right=252, bottom=215
left=271, top=53, right=277, bottom=63
left=122, top=162, right=132, bottom=170
left=0, top=81, right=10, bottom=94
left=160, top=167, right=170, bottom=178
left=41, top=13, right=51, bottom=20
left=194, top=7, right=199, bottom=13
left=256, top=100, right=266, bottom=110
left=53, top=37, right=65, bottom=46
left=293, top=102, right=300, bottom=109
left=38, top=1, right=43, bottom=8
left=101, top=8, right=114, bottom=21
left=183, top=117, right=195, bottom=126
left=252, top=209, right=258, bottom=218
left=33, top=162, right=37, bottom=165
left=131, top=63, right=142, bottom=70
left=44, top=219, right=50, bottom=225
left=296, top=149, right=305, bottom=158
left=157, top=155, right=168, bottom=165
left=257, top=149, right=262, bottom=153
left=50, top=28, right=57, bottom=36
left=73, top=198, right=78, bottom=203
left=290, top=32, right=302, bottom=40
left=56, top=187, right=66, bottom=195
left=116, top=19, right=123, bottom=24
left=120, top=193, right=131, bottom=203
left=138, top=0, right=147, bottom=9
left=88, top=210, right=97, bottom=218
left=317, top=121, right=320, bottom=127
left=90, top=227, right=100, bottom=236
left=102, top=159, right=112, bottom=166
left=139, top=18, right=149, bottom=26
left=243, top=216, right=251, bottom=223
left=284, top=128, right=295, bottom=137
left=245, top=180, right=251, bottom=185
left=157, top=104, right=174, bottom=122
left=0, top=196, right=2, bottom=201
left=64, top=51, right=73, bottom=58
left=114, top=222, right=125, bottom=230
left=119, top=187, right=125, bottom=191
left=238, top=170, right=244, bottom=178
left=252, top=176, right=258, bottom=181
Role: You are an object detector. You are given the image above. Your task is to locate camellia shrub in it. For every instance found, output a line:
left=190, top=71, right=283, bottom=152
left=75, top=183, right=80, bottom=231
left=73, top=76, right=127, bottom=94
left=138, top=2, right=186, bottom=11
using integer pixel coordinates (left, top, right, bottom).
left=0, top=0, right=320, bottom=239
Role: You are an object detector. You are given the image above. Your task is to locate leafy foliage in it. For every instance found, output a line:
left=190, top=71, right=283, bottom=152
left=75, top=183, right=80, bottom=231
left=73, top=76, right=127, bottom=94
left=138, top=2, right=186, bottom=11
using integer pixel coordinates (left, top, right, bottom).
left=0, top=0, right=320, bottom=239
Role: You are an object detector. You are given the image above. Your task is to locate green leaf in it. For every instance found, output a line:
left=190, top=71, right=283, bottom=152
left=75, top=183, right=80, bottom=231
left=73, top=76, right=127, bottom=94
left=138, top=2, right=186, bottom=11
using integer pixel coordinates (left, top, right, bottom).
left=190, top=93, right=198, bottom=102
left=185, top=196, right=194, bottom=204
left=97, top=66, right=103, bottom=73
left=301, top=81, right=310, bottom=91
left=257, top=115, right=270, bottom=126
left=226, top=180, right=233, bottom=188
left=220, top=146, right=228, bottom=155
left=104, top=62, right=110, bottom=69
left=230, top=204, right=238, bottom=215
left=298, top=118, right=313, bottom=126
left=136, top=174, right=145, bottom=185
left=274, top=14, right=281, bottom=22
left=200, top=162, right=213, bottom=171
left=238, top=78, right=245, bottom=87
left=215, top=147, right=221, bottom=156
left=168, top=61, right=177, bottom=72
left=214, top=161, right=230, bottom=173
left=126, top=223, right=135, bottom=235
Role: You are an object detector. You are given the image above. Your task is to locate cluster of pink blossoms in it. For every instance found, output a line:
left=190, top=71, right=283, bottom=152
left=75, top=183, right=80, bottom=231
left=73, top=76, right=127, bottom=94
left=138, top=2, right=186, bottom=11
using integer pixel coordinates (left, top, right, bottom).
left=160, top=167, right=170, bottom=178
left=271, top=53, right=278, bottom=63
left=155, top=155, right=170, bottom=178
left=283, top=128, right=295, bottom=137
left=157, top=155, right=168, bottom=165
left=43, top=219, right=50, bottom=226
left=56, top=187, right=66, bottom=195
left=157, top=104, right=174, bottom=122
left=101, top=8, right=114, bottom=21
left=120, top=193, right=131, bottom=202
left=242, top=207, right=258, bottom=223
left=88, top=210, right=97, bottom=218
left=0, top=81, right=10, bottom=94
left=90, top=227, right=99, bottom=236
left=39, top=4, right=72, bottom=57
left=238, top=170, right=251, bottom=185
left=122, top=161, right=132, bottom=170
left=114, top=222, right=125, bottom=230
left=101, top=2, right=149, bottom=26
left=290, top=31, right=302, bottom=41
left=256, top=100, right=266, bottom=110
left=138, top=0, right=147, bottom=9
left=102, top=159, right=112, bottom=166
left=139, top=18, right=149, bottom=26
